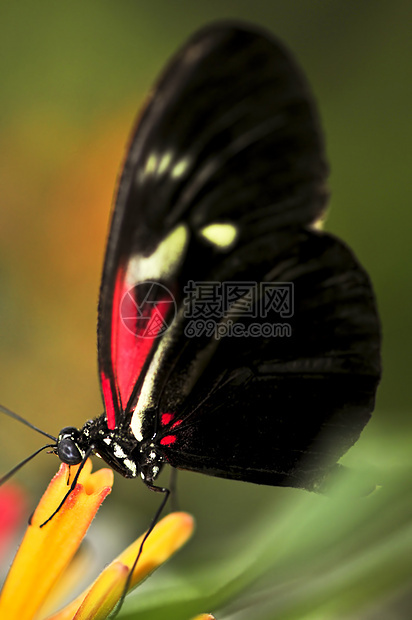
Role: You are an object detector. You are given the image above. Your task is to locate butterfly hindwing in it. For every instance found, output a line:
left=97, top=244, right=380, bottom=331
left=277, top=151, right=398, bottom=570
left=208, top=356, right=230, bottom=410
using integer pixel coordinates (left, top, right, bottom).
left=152, top=229, right=380, bottom=489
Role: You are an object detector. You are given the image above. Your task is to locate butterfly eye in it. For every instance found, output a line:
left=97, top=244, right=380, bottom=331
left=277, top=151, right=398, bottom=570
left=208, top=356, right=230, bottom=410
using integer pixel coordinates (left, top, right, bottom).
left=57, top=427, right=82, bottom=465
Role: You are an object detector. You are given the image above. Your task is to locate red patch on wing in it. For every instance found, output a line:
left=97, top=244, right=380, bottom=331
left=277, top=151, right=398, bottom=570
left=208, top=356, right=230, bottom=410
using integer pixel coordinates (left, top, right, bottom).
left=101, top=373, right=117, bottom=430
left=161, top=413, right=175, bottom=426
left=101, top=270, right=175, bottom=429
left=160, top=435, right=177, bottom=446
left=171, top=419, right=183, bottom=429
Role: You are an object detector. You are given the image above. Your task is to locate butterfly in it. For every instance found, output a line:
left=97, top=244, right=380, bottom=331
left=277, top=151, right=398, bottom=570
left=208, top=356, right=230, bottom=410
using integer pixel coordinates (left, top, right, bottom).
left=1, top=21, right=381, bottom=519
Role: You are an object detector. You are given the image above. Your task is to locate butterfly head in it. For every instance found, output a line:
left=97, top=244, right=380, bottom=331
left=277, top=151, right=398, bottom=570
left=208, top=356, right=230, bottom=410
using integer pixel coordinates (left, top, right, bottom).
left=57, top=427, right=84, bottom=465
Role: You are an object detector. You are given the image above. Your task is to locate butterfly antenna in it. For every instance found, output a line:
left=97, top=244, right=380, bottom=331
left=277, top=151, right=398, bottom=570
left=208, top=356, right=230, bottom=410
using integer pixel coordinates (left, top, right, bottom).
left=0, top=404, right=57, bottom=442
left=0, top=443, right=56, bottom=487
left=110, top=485, right=170, bottom=618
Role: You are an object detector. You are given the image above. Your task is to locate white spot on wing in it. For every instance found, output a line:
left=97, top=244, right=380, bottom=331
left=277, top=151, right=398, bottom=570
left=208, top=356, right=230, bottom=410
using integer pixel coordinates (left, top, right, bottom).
left=158, top=151, right=172, bottom=175
left=145, top=153, right=158, bottom=175
left=132, top=322, right=175, bottom=424
left=131, top=411, right=144, bottom=443
left=171, top=157, right=189, bottom=179
left=312, top=216, right=325, bottom=230
left=125, top=224, right=189, bottom=284
left=200, top=223, right=238, bottom=249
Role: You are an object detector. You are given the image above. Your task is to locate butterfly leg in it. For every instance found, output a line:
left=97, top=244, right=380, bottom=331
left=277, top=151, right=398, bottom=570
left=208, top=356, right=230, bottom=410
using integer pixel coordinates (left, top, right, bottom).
left=169, top=466, right=179, bottom=511
left=110, top=484, right=170, bottom=618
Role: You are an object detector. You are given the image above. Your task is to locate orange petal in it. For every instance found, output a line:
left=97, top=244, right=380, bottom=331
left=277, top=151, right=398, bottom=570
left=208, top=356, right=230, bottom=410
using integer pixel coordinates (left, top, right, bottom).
left=49, top=512, right=194, bottom=620
left=192, top=615, right=216, bottom=620
left=0, top=460, right=113, bottom=620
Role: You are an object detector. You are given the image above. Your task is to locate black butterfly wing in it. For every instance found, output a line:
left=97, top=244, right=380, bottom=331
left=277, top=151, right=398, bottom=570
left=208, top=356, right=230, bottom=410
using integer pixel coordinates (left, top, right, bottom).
left=97, top=22, right=329, bottom=431
left=97, top=21, right=380, bottom=491
left=156, top=230, right=380, bottom=490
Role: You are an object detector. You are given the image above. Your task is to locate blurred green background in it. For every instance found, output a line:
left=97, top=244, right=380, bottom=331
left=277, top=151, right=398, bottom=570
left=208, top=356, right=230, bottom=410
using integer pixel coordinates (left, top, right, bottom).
left=0, top=2, right=411, bottom=619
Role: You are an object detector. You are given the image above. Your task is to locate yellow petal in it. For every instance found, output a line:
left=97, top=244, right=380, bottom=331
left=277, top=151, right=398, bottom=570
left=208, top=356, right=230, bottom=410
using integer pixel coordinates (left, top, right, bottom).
left=74, top=563, right=129, bottom=620
left=0, top=460, right=113, bottom=620
left=49, top=512, right=194, bottom=620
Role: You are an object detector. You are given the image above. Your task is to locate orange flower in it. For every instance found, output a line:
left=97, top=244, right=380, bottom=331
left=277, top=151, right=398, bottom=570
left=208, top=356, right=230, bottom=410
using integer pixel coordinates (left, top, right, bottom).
left=0, top=460, right=196, bottom=619
left=48, top=511, right=195, bottom=620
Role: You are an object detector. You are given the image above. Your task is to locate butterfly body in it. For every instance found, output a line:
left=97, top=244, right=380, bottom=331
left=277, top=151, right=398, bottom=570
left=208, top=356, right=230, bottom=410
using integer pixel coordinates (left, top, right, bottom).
left=57, top=417, right=170, bottom=485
